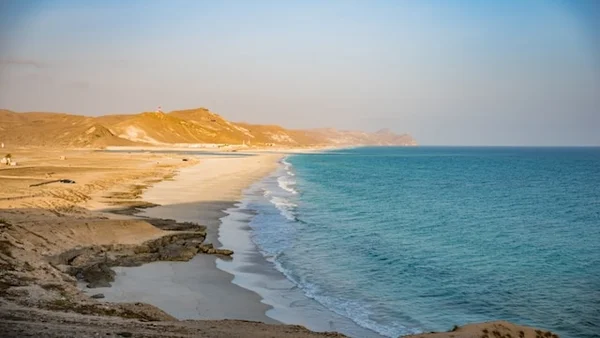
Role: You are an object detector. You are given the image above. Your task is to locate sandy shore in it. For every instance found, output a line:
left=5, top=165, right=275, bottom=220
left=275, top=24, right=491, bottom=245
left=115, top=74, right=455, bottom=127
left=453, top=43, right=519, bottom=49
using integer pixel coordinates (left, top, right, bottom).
left=0, top=147, right=560, bottom=338
left=0, top=147, right=333, bottom=336
left=84, top=153, right=283, bottom=323
left=136, top=153, right=282, bottom=245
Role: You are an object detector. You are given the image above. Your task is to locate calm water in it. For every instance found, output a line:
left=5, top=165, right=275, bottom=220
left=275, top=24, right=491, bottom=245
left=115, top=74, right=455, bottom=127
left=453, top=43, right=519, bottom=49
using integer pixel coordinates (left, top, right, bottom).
left=236, top=147, right=600, bottom=338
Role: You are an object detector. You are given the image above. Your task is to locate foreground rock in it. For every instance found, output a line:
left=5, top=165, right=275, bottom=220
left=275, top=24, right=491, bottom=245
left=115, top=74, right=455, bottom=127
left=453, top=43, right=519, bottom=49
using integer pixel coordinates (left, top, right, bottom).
left=49, top=231, right=233, bottom=288
left=0, top=299, right=346, bottom=338
left=404, top=321, right=559, bottom=338
left=77, top=262, right=116, bottom=288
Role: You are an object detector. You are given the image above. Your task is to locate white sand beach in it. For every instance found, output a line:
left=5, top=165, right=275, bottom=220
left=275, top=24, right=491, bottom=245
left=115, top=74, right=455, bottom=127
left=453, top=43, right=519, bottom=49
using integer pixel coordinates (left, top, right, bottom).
left=81, top=153, right=283, bottom=323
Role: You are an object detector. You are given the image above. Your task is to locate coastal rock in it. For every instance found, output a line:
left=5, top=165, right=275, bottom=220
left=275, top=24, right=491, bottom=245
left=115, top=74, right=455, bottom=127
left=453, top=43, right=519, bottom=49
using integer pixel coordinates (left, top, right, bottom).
left=158, top=244, right=199, bottom=261
left=116, top=253, right=159, bottom=267
left=198, top=244, right=233, bottom=256
left=215, top=248, right=234, bottom=256
left=146, top=218, right=206, bottom=232
left=77, top=263, right=116, bottom=288
left=90, top=293, right=105, bottom=299
left=402, top=321, right=560, bottom=338
left=51, top=230, right=232, bottom=289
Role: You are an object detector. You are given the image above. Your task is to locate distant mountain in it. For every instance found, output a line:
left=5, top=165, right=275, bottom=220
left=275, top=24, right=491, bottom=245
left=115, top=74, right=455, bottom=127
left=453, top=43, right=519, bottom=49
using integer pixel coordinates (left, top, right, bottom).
left=0, top=108, right=417, bottom=147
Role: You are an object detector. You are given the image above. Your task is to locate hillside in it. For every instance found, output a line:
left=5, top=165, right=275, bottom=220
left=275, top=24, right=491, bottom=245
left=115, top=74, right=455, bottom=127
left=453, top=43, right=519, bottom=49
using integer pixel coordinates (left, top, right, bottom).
left=0, top=108, right=417, bottom=147
left=0, top=110, right=136, bottom=147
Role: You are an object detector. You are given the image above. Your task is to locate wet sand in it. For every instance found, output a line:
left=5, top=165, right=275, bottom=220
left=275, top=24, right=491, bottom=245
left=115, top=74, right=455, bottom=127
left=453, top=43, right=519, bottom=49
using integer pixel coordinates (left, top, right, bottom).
left=86, top=153, right=283, bottom=323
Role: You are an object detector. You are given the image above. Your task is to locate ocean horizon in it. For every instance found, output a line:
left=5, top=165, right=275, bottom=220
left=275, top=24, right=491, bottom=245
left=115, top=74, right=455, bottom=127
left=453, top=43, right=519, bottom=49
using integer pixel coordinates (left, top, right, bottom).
left=219, top=146, right=600, bottom=338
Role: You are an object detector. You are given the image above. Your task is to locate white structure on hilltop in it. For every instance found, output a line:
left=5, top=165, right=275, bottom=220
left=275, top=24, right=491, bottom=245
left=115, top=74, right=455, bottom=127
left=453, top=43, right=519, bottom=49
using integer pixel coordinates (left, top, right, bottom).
left=156, top=106, right=163, bottom=113
left=1, top=156, right=11, bottom=165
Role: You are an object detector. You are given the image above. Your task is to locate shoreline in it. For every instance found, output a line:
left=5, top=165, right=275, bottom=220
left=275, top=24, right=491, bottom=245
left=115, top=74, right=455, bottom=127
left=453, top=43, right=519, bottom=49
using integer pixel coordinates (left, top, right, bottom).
left=85, top=152, right=285, bottom=324
left=0, top=148, right=344, bottom=336
left=86, top=151, right=382, bottom=336
left=214, top=163, right=385, bottom=337
left=0, top=146, right=562, bottom=338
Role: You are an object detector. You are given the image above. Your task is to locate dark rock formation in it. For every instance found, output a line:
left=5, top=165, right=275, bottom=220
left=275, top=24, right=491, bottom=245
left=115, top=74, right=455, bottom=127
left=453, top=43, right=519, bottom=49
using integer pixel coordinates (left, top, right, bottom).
left=198, top=243, right=234, bottom=256
left=76, top=263, right=115, bottom=288
left=50, top=230, right=233, bottom=289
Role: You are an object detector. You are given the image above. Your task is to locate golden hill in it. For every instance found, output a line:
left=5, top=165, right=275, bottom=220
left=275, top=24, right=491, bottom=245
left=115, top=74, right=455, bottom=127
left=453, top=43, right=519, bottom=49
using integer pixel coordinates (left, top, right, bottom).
left=0, top=108, right=416, bottom=147
left=0, top=110, right=136, bottom=147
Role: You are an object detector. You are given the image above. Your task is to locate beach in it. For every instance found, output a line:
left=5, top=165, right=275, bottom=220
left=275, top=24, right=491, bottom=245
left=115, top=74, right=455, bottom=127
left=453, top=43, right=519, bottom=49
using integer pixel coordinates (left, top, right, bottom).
left=83, top=153, right=283, bottom=323
left=0, top=147, right=343, bottom=337
left=86, top=151, right=383, bottom=337
left=0, top=146, right=563, bottom=338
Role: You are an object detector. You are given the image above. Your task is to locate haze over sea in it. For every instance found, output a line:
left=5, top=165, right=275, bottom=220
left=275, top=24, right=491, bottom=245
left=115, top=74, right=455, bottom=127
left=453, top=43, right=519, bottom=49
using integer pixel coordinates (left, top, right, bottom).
left=235, top=147, right=600, bottom=338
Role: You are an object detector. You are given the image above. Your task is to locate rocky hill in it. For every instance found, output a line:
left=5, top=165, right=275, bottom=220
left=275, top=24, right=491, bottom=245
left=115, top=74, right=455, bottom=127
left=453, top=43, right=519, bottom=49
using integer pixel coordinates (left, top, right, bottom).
left=0, top=108, right=417, bottom=147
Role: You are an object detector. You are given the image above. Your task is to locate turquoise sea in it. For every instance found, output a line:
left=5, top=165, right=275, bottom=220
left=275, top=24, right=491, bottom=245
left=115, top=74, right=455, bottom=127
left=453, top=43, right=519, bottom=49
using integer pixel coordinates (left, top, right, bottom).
left=219, top=147, right=600, bottom=338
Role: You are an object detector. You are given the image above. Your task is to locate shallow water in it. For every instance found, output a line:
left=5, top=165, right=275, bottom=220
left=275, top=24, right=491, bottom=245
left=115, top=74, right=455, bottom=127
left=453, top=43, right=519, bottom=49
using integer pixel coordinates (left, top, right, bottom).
left=221, top=147, right=600, bottom=338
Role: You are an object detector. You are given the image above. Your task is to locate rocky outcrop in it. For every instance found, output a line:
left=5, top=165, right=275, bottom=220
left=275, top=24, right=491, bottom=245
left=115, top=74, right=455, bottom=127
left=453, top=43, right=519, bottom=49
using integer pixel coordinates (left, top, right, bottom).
left=404, top=321, right=560, bottom=338
left=50, top=231, right=233, bottom=289
left=198, top=243, right=234, bottom=256
left=76, top=263, right=115, bottom=288
left=0, top=299, right=347, bottom=337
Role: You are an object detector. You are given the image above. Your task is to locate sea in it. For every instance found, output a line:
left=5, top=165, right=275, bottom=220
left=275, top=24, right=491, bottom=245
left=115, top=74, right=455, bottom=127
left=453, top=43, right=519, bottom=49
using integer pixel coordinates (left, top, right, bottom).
left=216, top=147, right=600, bottom=338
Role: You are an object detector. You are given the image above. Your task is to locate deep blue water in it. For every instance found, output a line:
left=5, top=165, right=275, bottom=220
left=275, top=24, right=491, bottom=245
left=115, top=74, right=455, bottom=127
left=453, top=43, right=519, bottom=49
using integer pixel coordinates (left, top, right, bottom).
left=247, top=147, right=600, bottom=338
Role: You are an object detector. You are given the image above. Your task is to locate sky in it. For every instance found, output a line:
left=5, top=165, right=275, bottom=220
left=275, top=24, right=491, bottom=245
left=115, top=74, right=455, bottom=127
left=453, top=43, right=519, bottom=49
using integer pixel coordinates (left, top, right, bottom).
left=0, top=0, right=599, bottom=145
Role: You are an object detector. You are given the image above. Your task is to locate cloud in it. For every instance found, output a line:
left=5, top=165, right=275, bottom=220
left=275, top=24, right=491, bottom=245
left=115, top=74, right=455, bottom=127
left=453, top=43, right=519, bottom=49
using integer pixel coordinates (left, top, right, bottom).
left=0, top=58, right=47, bottom=68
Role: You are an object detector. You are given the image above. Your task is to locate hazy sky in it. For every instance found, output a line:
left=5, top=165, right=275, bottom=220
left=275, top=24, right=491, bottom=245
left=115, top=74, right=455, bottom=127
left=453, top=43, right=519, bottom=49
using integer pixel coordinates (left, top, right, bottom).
left=1, top=0, right=599, bottom=145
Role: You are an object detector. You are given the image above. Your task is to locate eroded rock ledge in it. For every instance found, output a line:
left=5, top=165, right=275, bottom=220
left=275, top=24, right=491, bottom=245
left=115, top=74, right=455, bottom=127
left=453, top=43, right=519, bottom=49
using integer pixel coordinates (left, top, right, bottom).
left=49, top=229, right=233, bottom=289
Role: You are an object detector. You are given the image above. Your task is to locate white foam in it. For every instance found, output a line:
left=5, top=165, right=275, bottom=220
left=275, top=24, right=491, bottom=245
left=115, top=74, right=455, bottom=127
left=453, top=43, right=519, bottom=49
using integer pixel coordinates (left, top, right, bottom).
left=270, top=196, right=297, bottom=221
left=277, top=175, right=298, bottom=194
left=219, top=157, right=405, bottom=337
left=269, top=258, right=417, bottom=338
left=282, top=158, right=296, bottom=177
left=215, top=176, right=383, bottom=338
left=254, top=158, right=418, bottom=337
